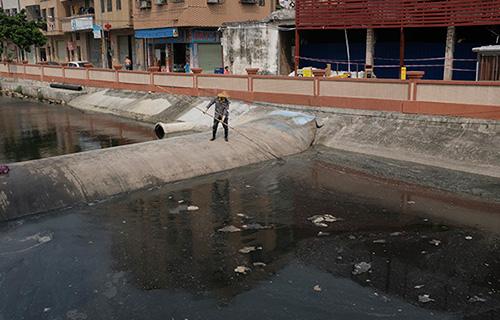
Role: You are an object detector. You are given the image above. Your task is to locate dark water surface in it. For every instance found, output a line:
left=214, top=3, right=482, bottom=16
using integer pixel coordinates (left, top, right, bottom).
left=1, top=149, right=499, bottom=320
left=0, top=97, right=155, bottom=163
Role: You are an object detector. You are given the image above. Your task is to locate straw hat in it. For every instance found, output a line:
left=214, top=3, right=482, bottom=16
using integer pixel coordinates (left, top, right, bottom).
left=217, top=91, right=229, bottom=98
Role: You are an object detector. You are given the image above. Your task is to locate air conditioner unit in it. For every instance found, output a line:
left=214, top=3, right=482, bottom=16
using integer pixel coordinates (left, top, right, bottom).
left=156, top=0, right=166, bottom=4
left=139, top=0, right=152, bottom=9
left=240, top=0, right=257, bottom=4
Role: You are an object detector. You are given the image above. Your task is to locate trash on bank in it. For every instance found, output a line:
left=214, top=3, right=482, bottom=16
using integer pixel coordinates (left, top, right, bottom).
left=390, top=232, right=402, bottom=236
left=317, top=231, right=330, bottom=237
left=465, top=236, right=473, bottom=240
left=237, top=213, right=251, bottom=219
left=418, top=294, right=435, bottom=303
left=218, top=225, right=241, bottom=233
left=313, top=285, right=322, bottom=292
left=187, top=205, right=199, bottom=211
left=414, top=284, right=425, bottom=289
left=352, top=262, right=371, bottom=275
left=373, top=239, right=387, bottom=244
left=234, top=266, right=251, bottom=274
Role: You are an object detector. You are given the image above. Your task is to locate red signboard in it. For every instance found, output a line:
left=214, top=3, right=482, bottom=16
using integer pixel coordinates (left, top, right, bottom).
left=296, top=0, right=500, bottom=30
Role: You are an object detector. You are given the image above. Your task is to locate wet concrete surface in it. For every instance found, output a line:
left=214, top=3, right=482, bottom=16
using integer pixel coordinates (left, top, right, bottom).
left=0, top=97, right=155, bottom=163
left=1, top=147, right=499, bottom=319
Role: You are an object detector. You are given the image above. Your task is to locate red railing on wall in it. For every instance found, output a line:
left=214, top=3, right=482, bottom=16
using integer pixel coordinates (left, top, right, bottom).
left=296, top=0, right=500, bottom=29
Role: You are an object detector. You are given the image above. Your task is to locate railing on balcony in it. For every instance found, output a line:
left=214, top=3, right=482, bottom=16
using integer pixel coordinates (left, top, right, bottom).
left=296, top=0, right=500, bottom=29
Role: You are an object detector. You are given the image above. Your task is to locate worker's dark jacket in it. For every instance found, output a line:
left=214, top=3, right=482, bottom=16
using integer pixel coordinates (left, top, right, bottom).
left=206, top=98, right=230, bottom=118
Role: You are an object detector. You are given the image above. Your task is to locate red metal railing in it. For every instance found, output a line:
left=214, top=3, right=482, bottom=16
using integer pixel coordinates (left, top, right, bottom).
left=296, top=0, right=500, bottom=29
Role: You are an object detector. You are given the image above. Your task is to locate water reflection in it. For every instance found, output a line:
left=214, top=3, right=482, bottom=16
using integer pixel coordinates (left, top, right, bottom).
left=0, top=97, right=155, bottom=163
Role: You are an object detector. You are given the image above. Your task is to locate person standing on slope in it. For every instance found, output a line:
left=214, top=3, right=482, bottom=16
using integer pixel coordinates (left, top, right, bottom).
left=205, top=91, right=230, bottom=142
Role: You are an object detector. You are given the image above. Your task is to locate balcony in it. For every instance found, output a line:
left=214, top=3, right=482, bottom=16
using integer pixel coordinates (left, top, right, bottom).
left=61, top=13, right=95, bottom=32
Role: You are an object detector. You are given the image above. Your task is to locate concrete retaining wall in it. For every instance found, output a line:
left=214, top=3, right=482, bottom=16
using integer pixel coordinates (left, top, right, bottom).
left=0, top=111, right=317, bottom=221
left=314, top=111, right=500, bottom=178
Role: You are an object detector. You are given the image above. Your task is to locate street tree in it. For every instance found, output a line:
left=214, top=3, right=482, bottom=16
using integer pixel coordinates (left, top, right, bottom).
left=0, top=9, right=47, bottom=61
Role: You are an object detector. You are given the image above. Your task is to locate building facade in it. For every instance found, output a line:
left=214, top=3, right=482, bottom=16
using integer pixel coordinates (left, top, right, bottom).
left=16, top=0, right=134, bottom=68
left=295, top=0, right=500, bottom=80
left=133, top=0, right=275, bottom=72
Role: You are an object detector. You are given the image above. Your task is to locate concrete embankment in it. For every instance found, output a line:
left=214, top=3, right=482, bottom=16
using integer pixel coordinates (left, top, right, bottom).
left=314, top=111, right=500, bottom=178
left=0, top=109, right=316, bottom=221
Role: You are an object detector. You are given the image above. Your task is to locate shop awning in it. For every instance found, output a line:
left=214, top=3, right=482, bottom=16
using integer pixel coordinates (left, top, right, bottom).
left=135, top=28, right=178, bottom=39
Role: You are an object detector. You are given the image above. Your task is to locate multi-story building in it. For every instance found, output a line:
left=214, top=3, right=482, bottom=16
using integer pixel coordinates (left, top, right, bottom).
left=21, top=0, right=134, bottom=68
left=133, top=0, right=275, bottom=72
left=295, top=0, right=500, bottom=80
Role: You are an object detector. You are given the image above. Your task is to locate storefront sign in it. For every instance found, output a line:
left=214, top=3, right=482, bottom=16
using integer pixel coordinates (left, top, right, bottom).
left=135, top=28, right=179, bottom=39
left=71, top=16, right=93, bottom=31
left=93, top=24, right=102, bottom=39
left=192, top=30, right=219, bottom=43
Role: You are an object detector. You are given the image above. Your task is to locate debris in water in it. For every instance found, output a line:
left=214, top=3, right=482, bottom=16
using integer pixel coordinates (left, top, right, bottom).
left=187, top=205, right=199, bottom=211
left=234, top=266, right=251, bottom=274
left=308, top=214, right=342, bottom=227
left=241, top=223, right=271, bottom=230
left=421, top=251, right=427, bottom=255
left=317, top=231, right=330, bottom=237
left=418, top=294, right=435, bottom=303
left=468, top=295, right=486, bottom=303
left=237, top=213, right=251, bottom=219
left=465, top=236, right=473, bottom=240
left=245, top=185, right=252, bottom=188
left=313, top=285, right=322, bottom=292
left=348, top=235, right=356, bottom=240
left=43, top=308, right=51, bottom=312
left=178, top=200, right=185, bottom=204
left=407, top=201, right=416, bottom=204
left=239, top=246, right=257, bottom=254
left=429, top=239, right=441, bottom=246
left=253, top=262, right=266, bottom=267
left=218, top=225, right=241, bottom=233
left=373, top=239, right=387, bottom=244
left=390, top=232, right=402, bottom=236
left=122, top=220, right=127, bottom=224
left=352, top=262, right=371, bottom=275
left=0, top=164, right=9, bottom=175
left=414, top=285, right=425, bottom=289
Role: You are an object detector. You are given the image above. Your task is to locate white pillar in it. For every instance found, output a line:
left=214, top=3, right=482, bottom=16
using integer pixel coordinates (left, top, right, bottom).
left=365, top=28, right=375, bottom=67
left=443, top=26, right=456, bottom=80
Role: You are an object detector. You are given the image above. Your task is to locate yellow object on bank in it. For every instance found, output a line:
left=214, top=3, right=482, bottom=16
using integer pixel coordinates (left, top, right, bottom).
left=303, top=68, right=313, bottom=77
left=400, top=67, right=407, bottom=80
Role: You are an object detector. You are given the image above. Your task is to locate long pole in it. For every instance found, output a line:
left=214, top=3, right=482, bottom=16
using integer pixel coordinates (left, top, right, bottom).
left=344, top=29, right=351, bottom=73
left=294, top=28, right=300, bottom=76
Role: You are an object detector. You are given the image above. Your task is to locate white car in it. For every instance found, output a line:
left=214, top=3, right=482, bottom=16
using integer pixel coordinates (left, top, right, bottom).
left=67, top=61, right=90, bottom=68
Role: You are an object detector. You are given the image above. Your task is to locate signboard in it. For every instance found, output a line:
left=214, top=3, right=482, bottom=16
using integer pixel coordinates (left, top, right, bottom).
left=93, top=24, right=102, bottom=39
left=135, top=28, right=179, bottom=39
left=192, top=30, right=219, bottom=43
left=71, top=16, right=93, bottom=31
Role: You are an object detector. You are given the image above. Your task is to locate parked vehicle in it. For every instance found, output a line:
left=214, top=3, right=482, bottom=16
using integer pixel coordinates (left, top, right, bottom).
left=67, top=61, right=90, bottom=68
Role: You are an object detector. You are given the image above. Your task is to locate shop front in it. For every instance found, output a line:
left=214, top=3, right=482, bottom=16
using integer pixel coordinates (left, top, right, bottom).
left=135, top=28, right=222, bottom=73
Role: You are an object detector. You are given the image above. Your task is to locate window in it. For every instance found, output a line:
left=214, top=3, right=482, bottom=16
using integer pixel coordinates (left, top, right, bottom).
left=41, top=8, right=47, bottom=19
left=101, top=0, right=105, bottom=13
left=107, top=0, right=112, bottom=11
left=117, top=0, right=121, bottom=10
left=48, top=7, right=54, bottom=19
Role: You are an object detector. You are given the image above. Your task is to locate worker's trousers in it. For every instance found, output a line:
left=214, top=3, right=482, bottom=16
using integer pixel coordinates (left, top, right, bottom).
left=212, top=115, right=228, bottom=139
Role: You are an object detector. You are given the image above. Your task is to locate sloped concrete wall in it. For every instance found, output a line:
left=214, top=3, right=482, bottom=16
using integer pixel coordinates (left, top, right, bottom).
left=314, top=112, right=500, bottom=178
left=0, top=110, right=316, bottom=221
